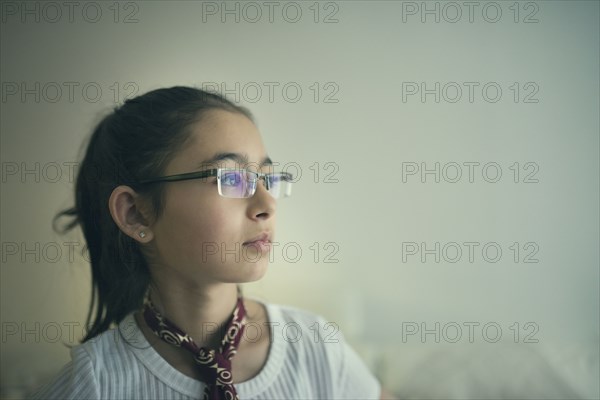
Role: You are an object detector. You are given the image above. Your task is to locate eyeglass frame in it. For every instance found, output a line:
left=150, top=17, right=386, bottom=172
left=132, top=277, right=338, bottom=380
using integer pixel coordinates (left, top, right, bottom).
left=134, top=168, right=293, bottom=198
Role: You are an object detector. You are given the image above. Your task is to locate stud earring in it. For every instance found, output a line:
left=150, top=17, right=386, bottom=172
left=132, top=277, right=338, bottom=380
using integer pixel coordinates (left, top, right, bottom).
left=139, top=231, right=146, bottom=238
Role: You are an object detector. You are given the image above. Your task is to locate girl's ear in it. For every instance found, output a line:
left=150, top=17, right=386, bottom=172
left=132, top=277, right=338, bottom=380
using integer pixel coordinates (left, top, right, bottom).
left=108, top=185, right=155, bottom=243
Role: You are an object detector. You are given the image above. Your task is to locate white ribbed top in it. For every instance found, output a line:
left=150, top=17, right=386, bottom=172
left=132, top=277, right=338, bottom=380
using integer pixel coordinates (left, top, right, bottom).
left=31, top=300, right=381, bottom=399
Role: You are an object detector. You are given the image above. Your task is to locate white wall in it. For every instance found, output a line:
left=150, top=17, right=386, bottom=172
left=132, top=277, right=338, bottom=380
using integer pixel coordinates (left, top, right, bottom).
left=1, top=1, right=598, bottom=398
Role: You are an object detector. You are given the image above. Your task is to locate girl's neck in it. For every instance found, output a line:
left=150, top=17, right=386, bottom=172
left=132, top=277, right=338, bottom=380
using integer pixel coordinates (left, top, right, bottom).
left=143, top=281, right=240, bottom=349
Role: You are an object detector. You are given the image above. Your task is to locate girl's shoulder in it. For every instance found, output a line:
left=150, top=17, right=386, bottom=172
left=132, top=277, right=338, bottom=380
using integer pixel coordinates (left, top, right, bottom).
left=252, top=299, right=350, bottom=355
left=250, top=299, right=382, bottom=399
left=29, top=334, right=108, bottom=399
left=74, top=317, right=141, bottom=364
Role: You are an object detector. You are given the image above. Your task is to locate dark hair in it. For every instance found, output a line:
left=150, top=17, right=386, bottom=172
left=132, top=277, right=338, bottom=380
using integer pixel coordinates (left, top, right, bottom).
left=53, top=86, right=254, bottom=343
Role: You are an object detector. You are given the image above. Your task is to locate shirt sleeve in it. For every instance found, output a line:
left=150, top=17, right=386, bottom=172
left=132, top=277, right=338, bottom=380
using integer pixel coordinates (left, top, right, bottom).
left=29, top=345, right=100, bottom=400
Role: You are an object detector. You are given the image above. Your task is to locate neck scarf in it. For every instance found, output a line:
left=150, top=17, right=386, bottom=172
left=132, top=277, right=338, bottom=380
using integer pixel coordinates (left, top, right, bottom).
left=142, top=292, right=247, bottom=400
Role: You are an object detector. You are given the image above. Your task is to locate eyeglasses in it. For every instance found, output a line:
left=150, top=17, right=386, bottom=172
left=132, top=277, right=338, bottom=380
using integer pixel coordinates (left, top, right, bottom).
left=136, top=168, right=293, bottom=199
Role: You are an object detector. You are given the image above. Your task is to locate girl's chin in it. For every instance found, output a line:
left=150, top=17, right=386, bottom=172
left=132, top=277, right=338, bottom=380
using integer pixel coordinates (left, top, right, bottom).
left=196, top=260, right=269, bottom=284
left=236, top=261, right=270, bottom=282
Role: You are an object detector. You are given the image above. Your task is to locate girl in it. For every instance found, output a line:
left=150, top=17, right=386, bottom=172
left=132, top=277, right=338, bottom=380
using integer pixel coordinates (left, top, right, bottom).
left=31, top=86, right=386, bottom=399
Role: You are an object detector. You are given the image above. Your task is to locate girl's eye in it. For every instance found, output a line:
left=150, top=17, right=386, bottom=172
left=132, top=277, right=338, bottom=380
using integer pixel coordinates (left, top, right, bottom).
left=222, top=172, right=242, bottom=186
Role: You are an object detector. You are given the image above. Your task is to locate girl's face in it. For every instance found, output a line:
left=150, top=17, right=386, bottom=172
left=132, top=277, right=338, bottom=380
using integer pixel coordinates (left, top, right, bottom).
left=144, top=109, right=277, bottom=287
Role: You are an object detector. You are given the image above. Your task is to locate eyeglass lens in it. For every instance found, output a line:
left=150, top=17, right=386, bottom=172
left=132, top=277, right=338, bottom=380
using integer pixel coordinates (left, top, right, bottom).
left=218, top=170, right=292, bottom=198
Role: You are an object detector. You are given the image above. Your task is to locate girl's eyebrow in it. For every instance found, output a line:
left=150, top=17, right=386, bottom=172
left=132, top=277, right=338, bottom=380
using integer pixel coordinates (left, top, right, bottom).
left=197, top=152, right=273, bottom=169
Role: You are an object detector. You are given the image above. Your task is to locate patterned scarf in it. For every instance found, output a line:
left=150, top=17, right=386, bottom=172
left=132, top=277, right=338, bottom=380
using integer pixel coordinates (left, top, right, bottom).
left=142, top=292, right=247, bottom=400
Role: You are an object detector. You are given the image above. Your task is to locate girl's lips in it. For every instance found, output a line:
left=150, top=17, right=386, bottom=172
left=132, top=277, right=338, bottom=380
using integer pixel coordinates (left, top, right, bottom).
left=242, top=240, right=271, bottom=252
left=243, top=232, right=271, bottom=245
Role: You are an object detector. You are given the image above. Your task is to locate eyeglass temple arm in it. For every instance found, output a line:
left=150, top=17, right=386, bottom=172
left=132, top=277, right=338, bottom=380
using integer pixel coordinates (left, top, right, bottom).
left=136, top=169, right=218, bottom=184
